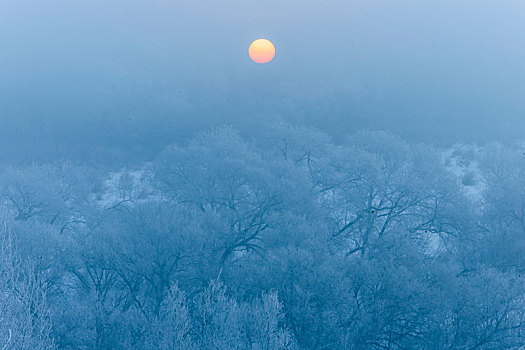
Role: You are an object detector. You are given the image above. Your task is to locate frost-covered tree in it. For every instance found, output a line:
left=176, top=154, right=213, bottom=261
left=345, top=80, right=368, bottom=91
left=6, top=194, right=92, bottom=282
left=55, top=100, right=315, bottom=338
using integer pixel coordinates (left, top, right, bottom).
left=1, top=124, right=524, bottom=349
left=0, top=225, right=55, bottom=350
left=144, top=285, right=195, bottom=350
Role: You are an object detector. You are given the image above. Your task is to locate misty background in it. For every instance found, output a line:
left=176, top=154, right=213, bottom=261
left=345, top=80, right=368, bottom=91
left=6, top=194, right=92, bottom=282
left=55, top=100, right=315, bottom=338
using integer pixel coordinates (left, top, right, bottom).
left=1, top=0, right=524, bottom=164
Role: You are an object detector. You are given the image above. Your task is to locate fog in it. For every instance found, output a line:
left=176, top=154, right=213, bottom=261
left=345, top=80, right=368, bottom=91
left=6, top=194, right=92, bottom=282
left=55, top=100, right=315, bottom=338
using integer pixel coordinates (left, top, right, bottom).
left=2, top=2, right=525, bottom=349
left=1, top=0, right=525, bottom=162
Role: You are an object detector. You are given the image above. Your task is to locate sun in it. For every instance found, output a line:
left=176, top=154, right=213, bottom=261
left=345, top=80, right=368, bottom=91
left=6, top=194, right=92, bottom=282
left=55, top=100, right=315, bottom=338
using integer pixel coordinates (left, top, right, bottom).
left=248, top=39, right=276, bottom=64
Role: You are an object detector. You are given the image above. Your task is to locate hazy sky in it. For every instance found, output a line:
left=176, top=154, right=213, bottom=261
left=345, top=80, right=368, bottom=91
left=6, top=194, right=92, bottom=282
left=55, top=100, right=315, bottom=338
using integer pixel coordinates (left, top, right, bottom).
left=1, top=0, right=525, bottom=144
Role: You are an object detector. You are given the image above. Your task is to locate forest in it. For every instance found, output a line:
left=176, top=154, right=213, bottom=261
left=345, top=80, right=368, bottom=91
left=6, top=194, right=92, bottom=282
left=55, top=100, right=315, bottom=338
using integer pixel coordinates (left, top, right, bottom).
left=1, top=122, right=525, bottom=349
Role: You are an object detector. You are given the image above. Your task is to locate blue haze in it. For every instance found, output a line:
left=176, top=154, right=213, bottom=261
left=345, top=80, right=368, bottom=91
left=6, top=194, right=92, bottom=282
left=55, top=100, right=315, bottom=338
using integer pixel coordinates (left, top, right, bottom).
left=1, top=1, right=525, bottom=349
left=1, top=0, right=525, bottom=162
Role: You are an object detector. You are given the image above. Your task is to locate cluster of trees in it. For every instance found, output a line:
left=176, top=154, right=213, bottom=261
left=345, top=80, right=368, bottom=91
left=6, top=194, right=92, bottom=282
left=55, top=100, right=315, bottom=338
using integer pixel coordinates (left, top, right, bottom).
left=1, top=123, right=525, bottom=349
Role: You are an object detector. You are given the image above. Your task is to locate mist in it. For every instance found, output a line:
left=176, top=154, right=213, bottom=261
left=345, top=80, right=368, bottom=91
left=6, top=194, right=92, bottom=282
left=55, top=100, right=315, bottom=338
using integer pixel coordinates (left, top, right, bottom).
left=1, top=0, right=525, bottom=163
left=2, top=2, right=525, bottom=349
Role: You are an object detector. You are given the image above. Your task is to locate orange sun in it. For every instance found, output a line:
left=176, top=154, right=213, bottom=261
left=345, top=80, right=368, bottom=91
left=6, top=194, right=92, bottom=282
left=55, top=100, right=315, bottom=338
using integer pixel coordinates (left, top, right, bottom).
left=248, top=39, right=276, bottom=64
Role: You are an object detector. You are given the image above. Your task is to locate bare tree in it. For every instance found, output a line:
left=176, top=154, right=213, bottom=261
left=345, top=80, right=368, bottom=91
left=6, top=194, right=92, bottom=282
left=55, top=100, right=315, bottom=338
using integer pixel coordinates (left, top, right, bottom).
left=0, top=223, right=55, bottom=350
